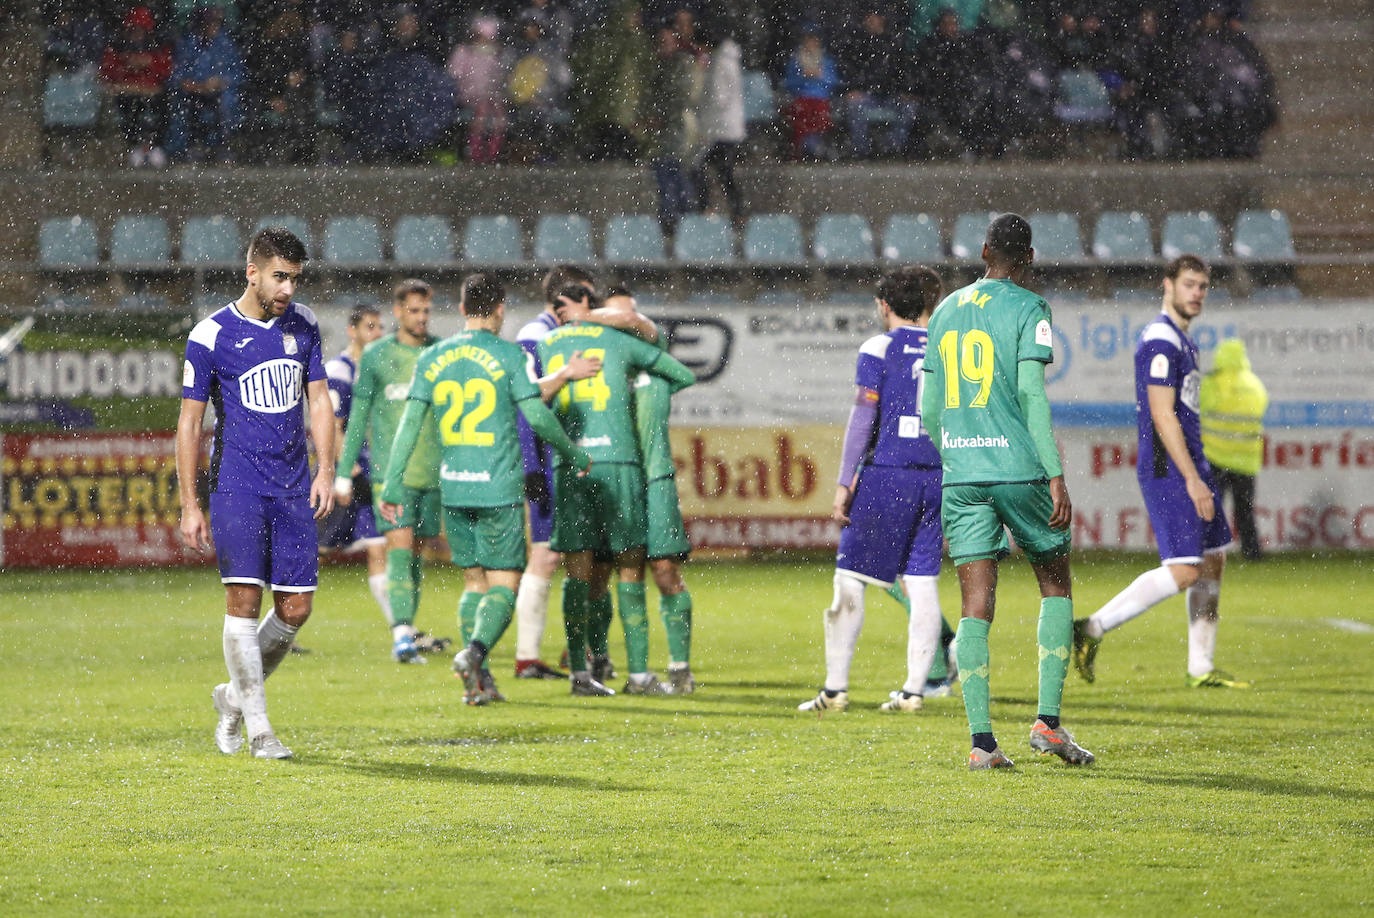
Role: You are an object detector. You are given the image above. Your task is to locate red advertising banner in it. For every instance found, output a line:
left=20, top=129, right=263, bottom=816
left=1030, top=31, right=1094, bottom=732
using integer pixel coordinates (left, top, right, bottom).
left=1, top=432, right=208, bottom=568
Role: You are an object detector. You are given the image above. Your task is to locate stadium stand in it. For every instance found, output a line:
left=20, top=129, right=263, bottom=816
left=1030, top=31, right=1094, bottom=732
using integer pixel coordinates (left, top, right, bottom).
left=674, top=215, right=737, bottom=265
left=743, top=214, right=806, bottom=267
left=322, top=216, right=384, bottom=266
left=462, top=216, right=524, bottom=267
left=603, top=215, right=667, bottom=267
left=813, top=214, right=876, bottom=266
left=38, top=215, right=98, bottom=268
left=179, top=216, right=240, bottom=266
left=534, top=214, right=595, bottom=265
left=1161, top=211, right=1225, bottom=261
left=109, top=215, right=172, bottom=267
left=882, top=214, right=943, bottom=262
left=392, top=215, right=455, bottom=266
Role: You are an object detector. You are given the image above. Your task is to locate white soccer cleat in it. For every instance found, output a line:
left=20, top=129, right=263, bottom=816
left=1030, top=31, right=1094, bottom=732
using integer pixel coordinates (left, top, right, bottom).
left=250, top=731, right=293, bottom=760
left=879, top=690, right=923, bottom=713
left=622, top=673, right=672, bottom=695
left=212, top=683, right=243, bottom=754
left=797, top=689, right=848, bottom=715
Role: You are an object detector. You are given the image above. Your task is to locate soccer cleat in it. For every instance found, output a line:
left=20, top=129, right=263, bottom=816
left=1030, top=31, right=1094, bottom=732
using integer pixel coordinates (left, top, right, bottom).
left=1071, top=618, right=1101, bottom=683
left=515, top=658, right=568, bottom=680
left=879, top=690, right=923, bottom=713
left=477, top=668, right=506, bottom=703
left=392, top=633, right=425, bottom=664
left=1186, top=670, right=1252, bottom=689
left=413, top=632, right=452, bottom=654
left=1030, top=719, right=1095, bottom=765
left=249, top=731, right=293, bottom=760
left=558, top=648, right=571, bottom=670
left=570, top=672, right=616, bottom=696
left=622, top=673, right=672, bottom=695
left=968, top=746, right=1015, bottom=770
left=923, top=677, right=955, bottom=698
left=669, top=667, right=696, bottom=695
left=590, top=653, right=617, bottom=684
left=211, top=683, right=243, bottom=754
left=797, top=689, right=848, bottom=714
left=288, top=641, right=310, bottom=655
left=452, top=647, right=485, bottom=703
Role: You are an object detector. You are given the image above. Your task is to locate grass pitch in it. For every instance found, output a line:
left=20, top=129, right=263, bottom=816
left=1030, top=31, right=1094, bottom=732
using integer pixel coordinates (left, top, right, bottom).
left=2, top=554, right=1372, bottom=916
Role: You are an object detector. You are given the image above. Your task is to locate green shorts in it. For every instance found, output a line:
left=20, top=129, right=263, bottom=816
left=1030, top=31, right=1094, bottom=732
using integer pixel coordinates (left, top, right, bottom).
left=444, top=503, right=526, bottom=571
left=551, top=462, right=646, bottom=556
left=375, top=484, right=442, bottom=538
left=941, top=481, right=1071, bottom=566
left=646, top=475, right=691, bottom=561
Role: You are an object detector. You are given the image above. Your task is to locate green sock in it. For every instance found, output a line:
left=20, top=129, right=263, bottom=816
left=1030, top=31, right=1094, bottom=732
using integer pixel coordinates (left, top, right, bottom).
left=587, top=592, right=613, bottom=657
left=457, top=590, right=482, bottom=645
left=883, top=580, right=908, bottom=610
left=956, top=617, right=992, bottom=736
left=473, top=586, right=516, bottom=651
left=617, top=581, right=649, bottom=673
left=386, top=548, right=416, bottom=627
left=929, top=615, right=955, bottom=682
left=562, top=578, right=590, bottom=671
left=1037, top=596, right=1073, bottom=719
left=660, top=589, right=692, bottom=665
left=410, top=550, right=423, bottom=622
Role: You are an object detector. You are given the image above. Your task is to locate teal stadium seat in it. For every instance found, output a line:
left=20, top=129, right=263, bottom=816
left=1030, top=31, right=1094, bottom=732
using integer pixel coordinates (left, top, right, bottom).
left=463, top=216, right=524, bottom=266
left=1054, top=68, right=1112, bottom=123
left=1161, top=211, right=1223, bottom=260
left=323, top=216, right=383, bottom=264
left=254, top=216, right=312, bottom=253
left=1028, top=212, right=1084, bottom=262
left=951, top=212, right=997, bottom=260
left=882, top=213, right=942, bottom=261
left=42, top=70, right=100, bottom=128
left=742, top=70, right=776, bottom=125
left=393, top=215, right=455, bottom=265
left=1232, top=209, right=1295, bottom=261
left=39, top=216, right=99, bottom=267
left=1246, top=283, right=1302, bottom=304
left=813, top=214, right=875, bottom=265
left=1092, top=211, right=1154, bottom=260
left=744, top=214, right=806, bottom=265
left=110, top=215, right=172, bottom=266
left=674, top=214, right=737, bottom=265
left=181, top=216, right=241, bottom=265
left=534, top=214, right=594, bottom=263
left=603, top=215, right=666, bottom=265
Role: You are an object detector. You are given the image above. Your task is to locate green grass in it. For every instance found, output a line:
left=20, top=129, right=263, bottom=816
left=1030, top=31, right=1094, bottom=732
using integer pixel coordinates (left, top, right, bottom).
left=2, top=555, right=1372, bottom=916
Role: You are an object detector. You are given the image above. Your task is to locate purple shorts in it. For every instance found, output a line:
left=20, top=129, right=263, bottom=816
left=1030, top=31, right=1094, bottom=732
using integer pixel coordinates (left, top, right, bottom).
left=836, top=465, right=943, bottom=585
left=1140, top=474, right=1233, bottom=564
left=210, top=491, right=319, bottom=592
left=528, top=469, right=555, bottom=544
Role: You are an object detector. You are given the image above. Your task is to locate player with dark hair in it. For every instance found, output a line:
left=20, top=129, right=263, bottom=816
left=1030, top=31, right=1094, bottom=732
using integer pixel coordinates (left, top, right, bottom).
left=799, top=265, right=955, bottom=715
left=923, top=213, right=1094, bottom=770
left=177, top=226, right=334, bottom=760
left=1073, top=255, right=1248, bottom=688
left=378, top=274, right=593, bottom=705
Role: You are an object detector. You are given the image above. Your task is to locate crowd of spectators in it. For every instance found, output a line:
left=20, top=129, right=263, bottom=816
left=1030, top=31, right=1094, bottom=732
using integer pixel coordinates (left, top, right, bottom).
left=41, top=0, right=1277, bottom=168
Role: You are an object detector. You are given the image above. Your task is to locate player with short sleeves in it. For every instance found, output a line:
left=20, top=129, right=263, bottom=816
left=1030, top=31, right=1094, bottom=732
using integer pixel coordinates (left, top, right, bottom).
left=176, top=226, right=335, bottom=761
left=1073, top=255, right=1247, bottom=688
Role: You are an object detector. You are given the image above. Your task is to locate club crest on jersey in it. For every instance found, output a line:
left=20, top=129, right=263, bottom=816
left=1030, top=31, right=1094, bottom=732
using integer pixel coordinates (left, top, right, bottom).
left=239, top=358, right=303, bottom=413
left=282, top=332, right=298, bottom=355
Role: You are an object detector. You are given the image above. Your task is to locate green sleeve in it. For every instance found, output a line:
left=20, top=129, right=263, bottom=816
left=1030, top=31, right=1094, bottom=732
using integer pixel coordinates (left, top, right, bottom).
left=1017, top=360, right=1063, bottom=479
left=378, top=399, right=427, bottom=504
left=920, top=367, right=942, bottom=452
left=518, top=397, right=591, bottom=469
left=644, top=350, right=695, bottom=394
left=337, top=354, right=376, bottom=477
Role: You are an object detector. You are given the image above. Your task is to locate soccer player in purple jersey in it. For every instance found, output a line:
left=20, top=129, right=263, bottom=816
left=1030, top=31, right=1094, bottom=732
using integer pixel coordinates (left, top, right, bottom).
left=1073, top=254, right=1249, bottom=689
left=798, top=267, right=951, bottom=715
left=176, top=227, right=336, bottom=760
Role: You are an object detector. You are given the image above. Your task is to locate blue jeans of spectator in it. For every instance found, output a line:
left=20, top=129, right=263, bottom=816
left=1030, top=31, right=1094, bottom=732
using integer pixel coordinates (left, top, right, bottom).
left=845, top=93, right=916, bottom=158
left=652, top=156, right=695, bottom=237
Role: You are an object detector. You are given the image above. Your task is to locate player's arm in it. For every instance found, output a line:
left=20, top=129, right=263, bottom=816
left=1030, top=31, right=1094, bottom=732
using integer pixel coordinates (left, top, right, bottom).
left=643, top=349, right=695, bottom=394
left=578, top=306, right=660, bottom=344
left=334, top=356, right=376, bottom=504
left=1017, top=359, right=1071, bottom=530
left=1147, top=384, right=1215, bottom=522
left=834, top=386, right=880, bottom=525
left=175, top=397, right=211, bottom=552
left=920, top=366, right=943, bottom=452
left=377, top=399, right=427, bottom=525
left=306, top=378, right=336, bottom=519
left=518, top=397, right=592, bottom=474
left=537, top=350, right=603, bottom=401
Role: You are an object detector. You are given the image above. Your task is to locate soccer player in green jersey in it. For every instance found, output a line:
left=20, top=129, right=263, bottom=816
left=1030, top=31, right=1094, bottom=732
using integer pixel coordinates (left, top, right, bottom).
left=539, top=297, right=697, bottom=696
left=922, top=213, right=1094, bottom=770
left=378, top=274, right=592, bottom=705
left=334, top=279, right=448, bottom=664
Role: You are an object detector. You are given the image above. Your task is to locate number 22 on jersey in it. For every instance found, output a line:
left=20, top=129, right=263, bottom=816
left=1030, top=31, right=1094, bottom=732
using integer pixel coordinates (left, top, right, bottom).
left=434, top=378, right=496, bottom=446
left=937, top=330, right=995, bottom=409
left=546, top=348, right=610, bottom=412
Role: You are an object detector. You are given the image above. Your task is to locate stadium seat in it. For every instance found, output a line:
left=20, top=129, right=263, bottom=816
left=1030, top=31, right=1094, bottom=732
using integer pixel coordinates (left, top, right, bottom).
left=110, top=215, right=172, bottom=266
left=882, top=213, right=943, bottom=261
left=743, top=214, right=806, bottom=265
left=1232, top=209, right=1296, bottom=261
left=42, top=69, right=99, bottom=129
left=38, top=216, right=99, bottom=267
left=392, top=215, right=455, bottom=265
left=254, top=216, right=312, bottom=253
left=742, top=70, right=776, bottom=125
left=813, top=214, right=875, bottom=265
left=323, top=216, right=383, bottom=264
left=603, top=215, right=666, bottom=265
left=463, top=216, right=524, bottom=266
left=181, top=216, right=241, bottom=265
left=1028, top=212, right=1084, bottom=262
left=674, top=214, right=737, bottom=265
left=1092, top=211, right=1154, bottom=260
left=1161, top=211, right=1224, bottom=260
left=1112, top=285, right=1158, bottom=303
left=1246, top=283, right=1302, bottom=304
left=1054, top=68, right=1112, bottom=123
left=753, top=288, right=800, bottom=305
left=534, top=214, right=594, bottom=263
left=951, top=212, right=997, bottom=260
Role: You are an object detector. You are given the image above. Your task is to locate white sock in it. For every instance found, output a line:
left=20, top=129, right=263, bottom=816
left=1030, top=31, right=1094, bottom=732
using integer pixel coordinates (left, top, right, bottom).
left=223, top=615, right=270, bottom=739
left=901, top=575, right=942, bottom=695
left=391, top=622, right=417, bottom=641
left=368, top=573, right=394, bottom=625
left=1087, top=566, right=1182, bottom=637
left=258, top=610, right=299, bottom=681
left=823, top=572, right=865, bottom=692
left=514, top=573, right=551, bottom=660
left=1186, top=577, right=1221, bottom=677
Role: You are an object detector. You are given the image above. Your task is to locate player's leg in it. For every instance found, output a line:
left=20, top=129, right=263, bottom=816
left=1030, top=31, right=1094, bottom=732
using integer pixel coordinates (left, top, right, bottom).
left=1186, top=506, right=1248, bottom=687
left=364, top=539, right=391, bottom=625
left=514, top=540, right=563, bottom=678
left=551, top=466, right=613, bottom=696
left=606, top=464, right=666, bottom=695
left=383, top=519, right=422, bottom=660
left=409, top=491, right=449, bottom=651
left=1026, top=553, right=1093, bottom=765
left=888, top=472, right=947, bottom=709
left=587, top=558, right=617, bottom=682
left=646, top=475, right=694, bottom=692
left=454, top=505, right=528, bottom=703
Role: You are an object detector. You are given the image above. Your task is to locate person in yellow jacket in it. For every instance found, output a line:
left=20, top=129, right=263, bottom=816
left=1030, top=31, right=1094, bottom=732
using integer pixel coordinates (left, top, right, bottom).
left=1200, top=338, right=1268, bottom=560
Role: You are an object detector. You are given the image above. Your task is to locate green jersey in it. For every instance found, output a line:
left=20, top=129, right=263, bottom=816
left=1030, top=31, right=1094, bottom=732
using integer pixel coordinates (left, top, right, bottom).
left=923, top=278, right=1055, bottom=486
left=406, top=329, right=539, bottom=508
left=538, top=322, right=694, bottom=467
left=341, top=333, right=441, bottom=490
left=633, top=333, right=676, bottom=481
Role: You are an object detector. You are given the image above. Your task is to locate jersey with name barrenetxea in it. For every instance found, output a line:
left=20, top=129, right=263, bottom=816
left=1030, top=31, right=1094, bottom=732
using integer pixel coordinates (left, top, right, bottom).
left=355, top=333, right=441, bottom=490
left=1135, top=311, right=1208, bottom=482
left=407, top=329, right=539, bottom=508
left=923, top=278, right=1054, bottom=486
left=183, top=301, right=326, bottom=495
left=857, top=325, right=942, bottom=469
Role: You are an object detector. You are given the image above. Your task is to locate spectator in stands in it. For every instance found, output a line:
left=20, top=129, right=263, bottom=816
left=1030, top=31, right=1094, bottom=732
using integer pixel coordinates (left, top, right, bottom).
left=1182, top=6, right=1276, bottom=158
left=1113, top=6, right=1181, bottom=160
left=835, top=7, right=918, bottom=160
left=523, top=0, right=575, bottom=58
left=505, top=10, right=573, bottom=163
left=914, top=8, right=998, bottom=159
left=166, top=6, right=245, bottom=163
left=692, top=23, right=746, bottom=224
left=908, top=0, right=986, bottom=39
left=570, top=0, right=654, bottom=162
left=43, top=1, right=106, bottom=71
left=447, top=14, right=510, bottom=164
left=1046, top=9, right=1088, bottom=69
left=319, top=23, right=378, bottom=163
left=782, top=24, right=839, bottom=160
left=643, top=23, right=702, bottom=238
left=99, top=6, right=172, bottom=168
left=669, top=6, right=706, bottom=61
left=367, top=5, right=457, bottom=163
left=244, top=0, right=316, bottom=164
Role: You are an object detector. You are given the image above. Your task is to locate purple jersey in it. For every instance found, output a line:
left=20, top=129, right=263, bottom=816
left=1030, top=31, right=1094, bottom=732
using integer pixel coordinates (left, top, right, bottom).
left=855, top=326, right=942, bottom=469
left=325, top=351, right=369, bottom=477
left=183, top=301, right=326, bottom=496
left=516, top=310, right=560, bottom=477
left=1134, top=312, right=1209, bottom=483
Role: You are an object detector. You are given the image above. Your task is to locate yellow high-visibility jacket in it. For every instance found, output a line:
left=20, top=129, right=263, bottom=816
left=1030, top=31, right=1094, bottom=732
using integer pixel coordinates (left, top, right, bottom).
left=1200, top=338, right=1268, bottom=476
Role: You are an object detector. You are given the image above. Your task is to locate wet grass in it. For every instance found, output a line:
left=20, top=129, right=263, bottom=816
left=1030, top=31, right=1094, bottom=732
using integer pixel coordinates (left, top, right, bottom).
left=2, top=554, right=1371, bottom=916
